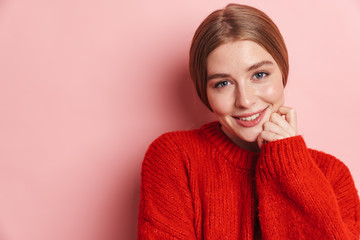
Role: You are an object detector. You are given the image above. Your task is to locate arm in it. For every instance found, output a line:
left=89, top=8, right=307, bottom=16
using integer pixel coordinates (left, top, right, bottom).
left=138, top=134, right=197, bottom=239
left=255, top=106, right=360, bottom=239
left=255, top=136, right=360, bottom=239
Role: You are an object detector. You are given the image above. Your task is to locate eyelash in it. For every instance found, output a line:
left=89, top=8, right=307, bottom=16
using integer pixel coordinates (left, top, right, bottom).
left=252, top=72, right=269, bottom=80
left=213, top=72, right=270, bottom=88
left=214, top=80, right=230, bottom=88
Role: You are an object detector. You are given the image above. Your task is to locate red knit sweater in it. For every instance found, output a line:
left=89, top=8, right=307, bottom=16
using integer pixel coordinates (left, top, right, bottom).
left=138, top=122, right=360, bottom=239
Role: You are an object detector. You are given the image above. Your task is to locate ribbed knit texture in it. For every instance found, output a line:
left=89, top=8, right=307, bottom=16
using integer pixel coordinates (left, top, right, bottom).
left=138, top=121, right=360, bottom=239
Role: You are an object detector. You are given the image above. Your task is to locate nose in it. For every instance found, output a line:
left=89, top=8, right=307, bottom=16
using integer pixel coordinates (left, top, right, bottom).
left=235, top=83, right=256, bottom=108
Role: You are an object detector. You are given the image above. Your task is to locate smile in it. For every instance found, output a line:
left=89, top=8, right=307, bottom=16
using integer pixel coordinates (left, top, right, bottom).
left=237, top=113, right=260, bottom=121
left=232, top=107, right=268, bottom=127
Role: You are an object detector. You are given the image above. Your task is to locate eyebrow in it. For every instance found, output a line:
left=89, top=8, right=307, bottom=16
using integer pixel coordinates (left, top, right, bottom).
left=207, top=73, right=231, bottom=81
left=247, top=60, right=274, bottom=72
left=207, top=60, right=274, bottom=81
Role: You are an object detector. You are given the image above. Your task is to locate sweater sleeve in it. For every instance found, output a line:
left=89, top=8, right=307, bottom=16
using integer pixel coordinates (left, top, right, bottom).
left=255, top=135, right=360, bottom=240
left=138, top=134, right=197, bottom=240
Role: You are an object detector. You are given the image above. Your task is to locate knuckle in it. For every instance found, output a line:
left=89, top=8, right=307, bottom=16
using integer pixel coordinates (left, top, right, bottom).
left=261, top=131, right=270, bottom=140
left=260, top=131, right=266, bottom=138
left=263, top=122, right=271, bottom=129
left=270, top=113, right=277, bottom=121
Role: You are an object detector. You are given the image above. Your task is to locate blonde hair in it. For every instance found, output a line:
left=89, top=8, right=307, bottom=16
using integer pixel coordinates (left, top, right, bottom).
left=189, top=4, right=289, bottom=110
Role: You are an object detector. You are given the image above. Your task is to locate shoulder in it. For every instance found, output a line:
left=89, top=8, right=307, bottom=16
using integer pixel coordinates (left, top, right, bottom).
left=145, top=122, right=219, bottom=157
left=308, top=148, right=359, bottom=213
left=308, top=148, right=347, bottom=171
left=141, top=124, right=212, bottom=185
left=308, top=148, right=354, bottom=185
left=143, top=123, right=212, bottom=169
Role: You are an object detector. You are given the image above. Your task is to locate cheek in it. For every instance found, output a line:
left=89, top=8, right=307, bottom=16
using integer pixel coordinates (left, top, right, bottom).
left=207, top=90, right=233, bottom=115
left=261, top=80, right=285, bottom=108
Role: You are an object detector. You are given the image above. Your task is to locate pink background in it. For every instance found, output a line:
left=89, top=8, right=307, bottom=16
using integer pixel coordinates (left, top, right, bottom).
left=0, top=0, right=359, bottom=239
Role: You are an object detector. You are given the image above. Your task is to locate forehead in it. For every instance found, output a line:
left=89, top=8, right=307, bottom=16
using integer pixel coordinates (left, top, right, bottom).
left=207, top=40, right=276, bottom=72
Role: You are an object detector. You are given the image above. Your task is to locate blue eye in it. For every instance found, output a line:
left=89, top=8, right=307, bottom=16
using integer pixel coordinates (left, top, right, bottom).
left=214, top=81, right=230, bottom=88
left=253, top=72, right=269, bottom=79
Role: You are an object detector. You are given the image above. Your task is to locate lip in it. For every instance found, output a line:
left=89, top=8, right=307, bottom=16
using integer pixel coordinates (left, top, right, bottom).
left=232, top=107, right=268, bottom=128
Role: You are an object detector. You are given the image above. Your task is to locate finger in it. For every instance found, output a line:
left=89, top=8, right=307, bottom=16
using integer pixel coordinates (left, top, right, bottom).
left=278, top=106, right=297, bottom=130
left=257, top=133, right=264, bottom=149
left=259, top=130, right=285, bottom=143
left=263, top=121, right=291, bottom=138
left=257, top=132, right=269, bottom=149
left=269, top=113, right=297, bottom=136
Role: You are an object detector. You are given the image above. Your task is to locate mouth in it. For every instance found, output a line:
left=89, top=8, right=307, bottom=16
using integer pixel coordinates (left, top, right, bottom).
left=232, top=107, right=268, bottom=127
left=234, top=112, right=261, bottom=121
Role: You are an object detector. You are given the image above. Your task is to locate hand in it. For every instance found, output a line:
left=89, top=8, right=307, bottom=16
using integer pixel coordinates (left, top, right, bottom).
left=257, top=106, right=298, bottom=149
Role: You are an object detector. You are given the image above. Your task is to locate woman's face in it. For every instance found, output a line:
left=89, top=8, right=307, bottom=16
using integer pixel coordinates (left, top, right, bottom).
left=206, top=40, right=285, bottom=146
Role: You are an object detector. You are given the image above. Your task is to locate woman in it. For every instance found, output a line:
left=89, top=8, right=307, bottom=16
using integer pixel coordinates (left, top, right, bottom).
left=138, top=4, right=360, bottom=239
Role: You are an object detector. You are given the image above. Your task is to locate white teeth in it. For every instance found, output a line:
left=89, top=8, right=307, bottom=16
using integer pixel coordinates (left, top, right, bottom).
left=239, top=113, right=260, bottom=121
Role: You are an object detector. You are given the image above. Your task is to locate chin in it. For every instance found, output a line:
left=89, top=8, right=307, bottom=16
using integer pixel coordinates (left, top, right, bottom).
left=230, top=125, right=262, bottom=143
left=238, top=132, right=259, bottom=143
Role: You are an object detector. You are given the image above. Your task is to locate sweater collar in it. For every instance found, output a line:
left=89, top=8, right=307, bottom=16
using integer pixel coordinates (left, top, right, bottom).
left=200, top=121, right=259, bottom=171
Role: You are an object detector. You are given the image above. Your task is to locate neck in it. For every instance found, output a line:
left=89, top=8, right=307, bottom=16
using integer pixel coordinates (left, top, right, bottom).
left=221, top=126, right=261, bottom=153
left=233, top=138, right=261, bottom=153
